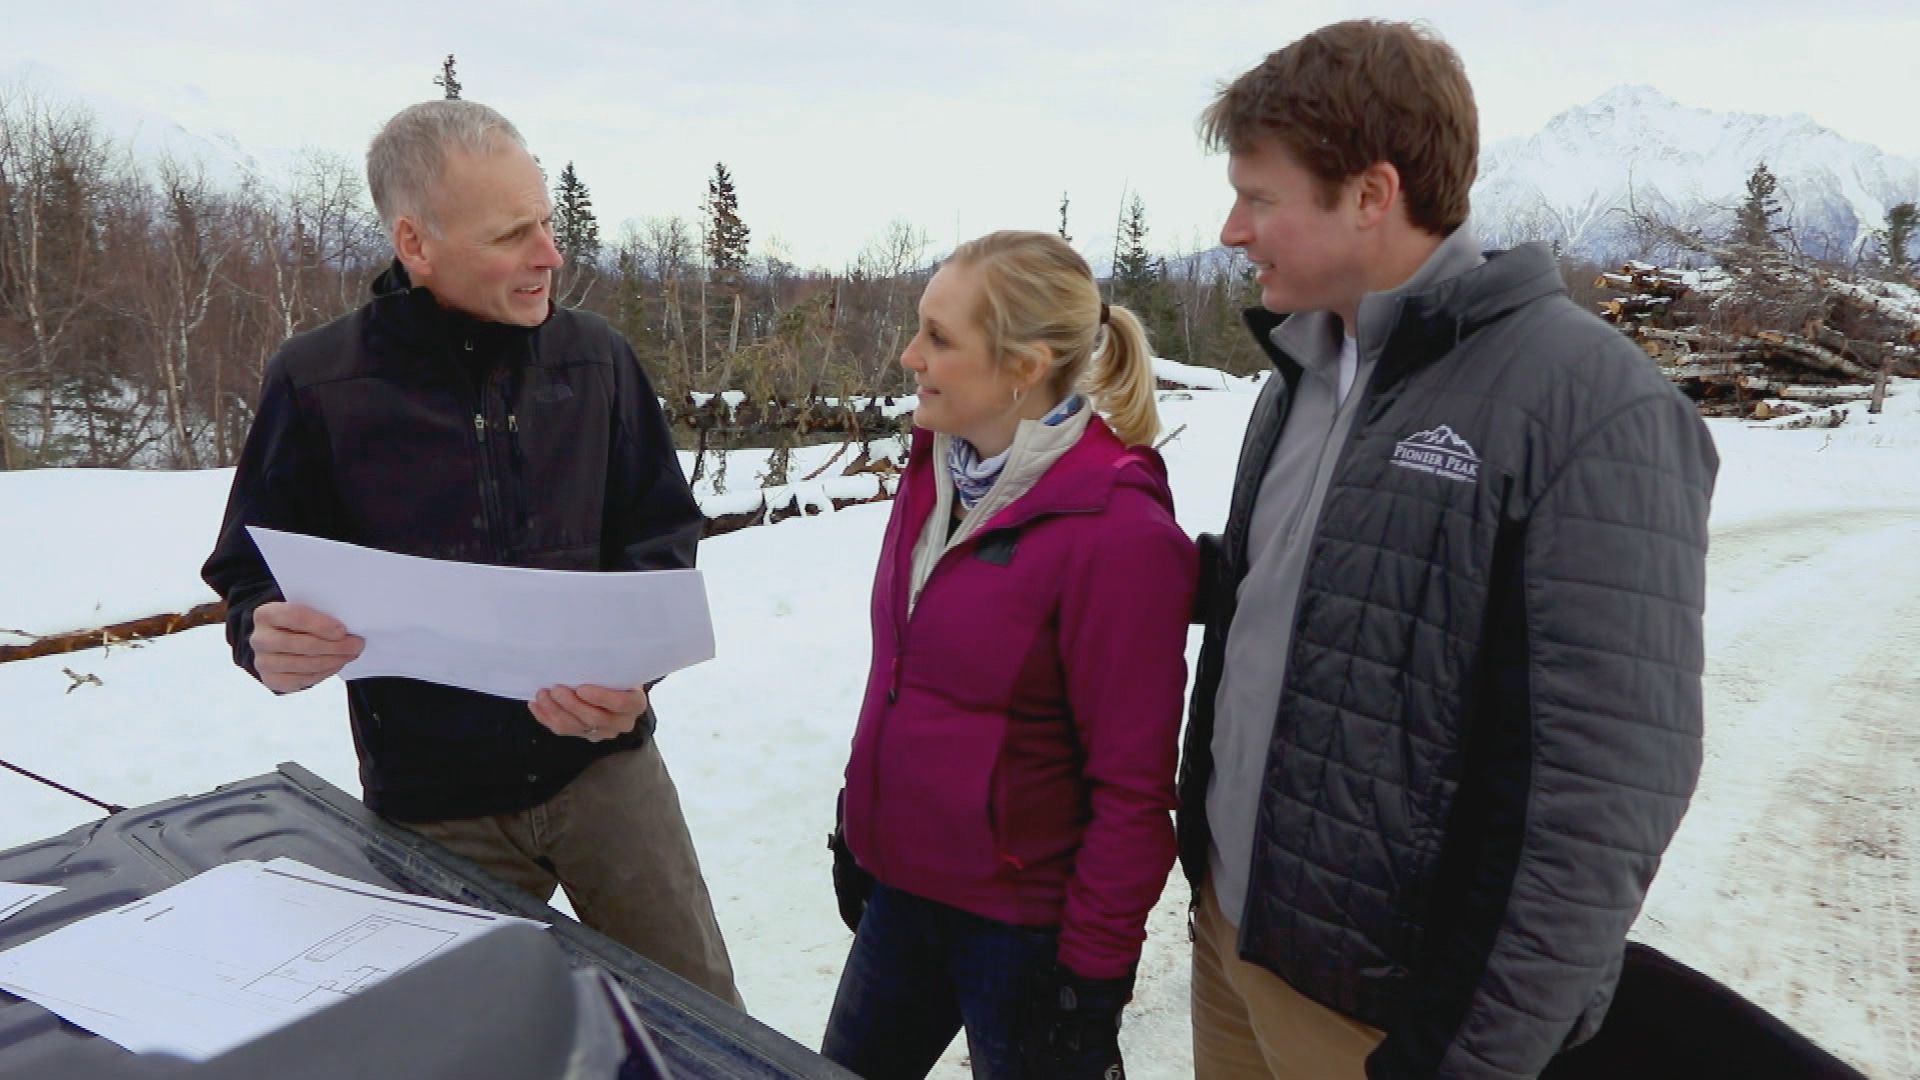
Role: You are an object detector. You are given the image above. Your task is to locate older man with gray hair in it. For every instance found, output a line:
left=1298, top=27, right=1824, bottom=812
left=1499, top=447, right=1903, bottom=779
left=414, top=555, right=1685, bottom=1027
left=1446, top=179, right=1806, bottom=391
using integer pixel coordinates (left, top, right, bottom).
left=202, top=100, right=739, bottom=1005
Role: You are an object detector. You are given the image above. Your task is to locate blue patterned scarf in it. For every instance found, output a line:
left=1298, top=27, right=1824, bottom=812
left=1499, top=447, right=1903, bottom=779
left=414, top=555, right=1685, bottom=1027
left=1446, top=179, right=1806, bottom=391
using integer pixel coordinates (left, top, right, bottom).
left=946, top=394, right=1085, bottom=511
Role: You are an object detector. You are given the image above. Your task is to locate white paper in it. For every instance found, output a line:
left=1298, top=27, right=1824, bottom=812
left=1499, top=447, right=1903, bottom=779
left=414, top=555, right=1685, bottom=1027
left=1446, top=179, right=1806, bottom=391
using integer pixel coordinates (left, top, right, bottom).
left=0, top=881, right=62, bottom=924
left=246, top=526, right=715, bottom=701
left=0, top=857, right=544, bottom=1061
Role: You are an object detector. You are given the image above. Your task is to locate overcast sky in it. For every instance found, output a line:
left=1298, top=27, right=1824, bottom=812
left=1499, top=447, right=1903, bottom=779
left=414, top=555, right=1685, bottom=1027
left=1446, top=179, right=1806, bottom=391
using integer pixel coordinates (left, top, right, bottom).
left=6, top=0, right=1918, bottom=269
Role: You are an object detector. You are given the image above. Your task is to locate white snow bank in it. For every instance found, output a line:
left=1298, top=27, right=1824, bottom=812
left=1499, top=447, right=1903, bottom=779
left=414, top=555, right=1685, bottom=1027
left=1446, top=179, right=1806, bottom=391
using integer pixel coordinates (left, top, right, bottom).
left=1153, top=357, right=1261, bottom=393
left=2, top=468, right=232, bottom=639
left=1711, top=378, right=1920, bottom=531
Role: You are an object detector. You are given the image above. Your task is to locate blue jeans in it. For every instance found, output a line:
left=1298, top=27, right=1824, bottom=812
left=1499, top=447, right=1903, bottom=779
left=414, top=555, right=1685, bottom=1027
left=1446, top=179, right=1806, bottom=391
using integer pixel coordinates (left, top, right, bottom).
left=821, top=885, right=1058, bottom=1080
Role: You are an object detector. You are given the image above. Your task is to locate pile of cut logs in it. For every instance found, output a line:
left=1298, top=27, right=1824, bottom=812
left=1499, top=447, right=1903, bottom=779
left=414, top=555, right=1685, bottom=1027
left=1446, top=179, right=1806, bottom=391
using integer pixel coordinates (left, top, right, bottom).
left=1595, top=263, right=1920, bottom=419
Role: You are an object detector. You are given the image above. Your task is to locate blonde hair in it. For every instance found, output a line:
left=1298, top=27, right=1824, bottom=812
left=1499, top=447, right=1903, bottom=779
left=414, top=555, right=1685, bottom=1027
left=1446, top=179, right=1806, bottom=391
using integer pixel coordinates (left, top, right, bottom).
left=947, top=230, right=1161, bottom=447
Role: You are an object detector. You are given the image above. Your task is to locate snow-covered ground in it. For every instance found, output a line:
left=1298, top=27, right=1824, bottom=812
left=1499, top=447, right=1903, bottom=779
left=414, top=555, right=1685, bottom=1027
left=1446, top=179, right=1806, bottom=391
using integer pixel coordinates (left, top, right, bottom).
left=2, top=382, right=1916, bottom=1077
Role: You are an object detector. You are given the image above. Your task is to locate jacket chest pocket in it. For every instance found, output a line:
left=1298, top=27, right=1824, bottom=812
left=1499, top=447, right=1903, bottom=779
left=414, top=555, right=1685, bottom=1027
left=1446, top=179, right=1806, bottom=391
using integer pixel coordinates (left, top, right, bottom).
left=901, top=530, right=1060, bottom=710
left=1342, top=414, right=1509, bottom=584
left=1302, top=418, right=1514, bottom=713
left=506, top=365, right=610, bottom=558
left=321, top=384, right=489, bottom=558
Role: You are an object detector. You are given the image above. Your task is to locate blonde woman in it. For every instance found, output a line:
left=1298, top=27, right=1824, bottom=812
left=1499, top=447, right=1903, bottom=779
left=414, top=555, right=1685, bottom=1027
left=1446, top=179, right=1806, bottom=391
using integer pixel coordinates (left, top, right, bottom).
left=824, top=231, right=1197, bottom=1079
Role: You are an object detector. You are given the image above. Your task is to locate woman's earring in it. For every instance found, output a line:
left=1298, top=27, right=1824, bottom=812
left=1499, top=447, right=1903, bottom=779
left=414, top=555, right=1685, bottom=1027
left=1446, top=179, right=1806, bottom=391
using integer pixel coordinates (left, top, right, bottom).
left=1012, top=385, right=1023, bottom=407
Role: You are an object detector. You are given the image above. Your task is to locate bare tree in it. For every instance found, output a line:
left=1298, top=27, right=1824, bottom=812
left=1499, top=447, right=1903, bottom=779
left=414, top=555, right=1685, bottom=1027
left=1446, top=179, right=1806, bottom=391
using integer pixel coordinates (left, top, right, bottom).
left=0, top=91, right=116, bottom=468
left=853, top=218, right=928, bottom=391
left=120, top=161, right=232, bottom=467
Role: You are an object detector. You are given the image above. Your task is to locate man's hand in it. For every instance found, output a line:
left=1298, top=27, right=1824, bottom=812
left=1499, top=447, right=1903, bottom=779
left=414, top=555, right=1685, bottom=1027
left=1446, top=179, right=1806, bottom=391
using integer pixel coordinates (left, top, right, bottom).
left=530, top=684, right=649, bottom=742
left=250, top=601, right=364, bottom=694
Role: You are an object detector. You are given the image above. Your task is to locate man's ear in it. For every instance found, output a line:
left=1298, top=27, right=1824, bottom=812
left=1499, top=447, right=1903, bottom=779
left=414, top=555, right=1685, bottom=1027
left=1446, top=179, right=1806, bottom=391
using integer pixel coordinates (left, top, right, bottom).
left=392, top=215, right=433, bottom=279
left=1352, top=161, right=1403, bottom=229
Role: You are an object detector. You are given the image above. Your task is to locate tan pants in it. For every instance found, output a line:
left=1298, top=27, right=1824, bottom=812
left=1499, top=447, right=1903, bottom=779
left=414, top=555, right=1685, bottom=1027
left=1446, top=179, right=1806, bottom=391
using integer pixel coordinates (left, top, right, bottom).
left=400, top=739, right=742, bottom=1007
left=1192, top=882, right=1384, bottom=1080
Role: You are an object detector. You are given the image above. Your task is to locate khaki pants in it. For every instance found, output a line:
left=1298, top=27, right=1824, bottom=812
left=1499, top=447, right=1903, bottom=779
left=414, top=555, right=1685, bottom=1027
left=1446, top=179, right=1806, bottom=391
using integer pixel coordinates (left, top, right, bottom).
left=399, top=739, right=741, bottom=1007
left=1192, top=882, right=1384, bottom=1079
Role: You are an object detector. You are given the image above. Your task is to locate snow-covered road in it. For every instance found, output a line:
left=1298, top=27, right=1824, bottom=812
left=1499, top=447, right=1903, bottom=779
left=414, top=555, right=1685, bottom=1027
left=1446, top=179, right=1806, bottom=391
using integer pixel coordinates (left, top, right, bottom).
left=1635, top=507, right=1920, bottom=1077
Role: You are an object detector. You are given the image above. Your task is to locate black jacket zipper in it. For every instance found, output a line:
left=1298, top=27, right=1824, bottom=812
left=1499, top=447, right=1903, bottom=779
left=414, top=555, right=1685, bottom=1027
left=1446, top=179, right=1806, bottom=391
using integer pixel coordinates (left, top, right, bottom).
left=469, top=342, right=511, bottom=559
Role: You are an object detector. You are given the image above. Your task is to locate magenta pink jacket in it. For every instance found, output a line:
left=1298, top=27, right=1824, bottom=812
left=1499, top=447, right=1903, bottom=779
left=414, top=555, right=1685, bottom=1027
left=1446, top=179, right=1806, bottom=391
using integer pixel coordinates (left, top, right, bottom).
left=841, top=418, right=1197, bottom=979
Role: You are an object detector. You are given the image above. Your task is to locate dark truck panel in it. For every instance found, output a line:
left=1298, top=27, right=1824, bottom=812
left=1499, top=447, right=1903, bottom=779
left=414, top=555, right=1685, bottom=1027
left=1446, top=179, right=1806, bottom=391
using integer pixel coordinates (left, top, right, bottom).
left=0, top=763, right=851, bottom=1079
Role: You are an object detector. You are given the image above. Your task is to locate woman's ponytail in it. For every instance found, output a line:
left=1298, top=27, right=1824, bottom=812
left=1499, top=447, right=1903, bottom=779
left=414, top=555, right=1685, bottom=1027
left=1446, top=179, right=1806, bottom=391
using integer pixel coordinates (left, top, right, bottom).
left=1083, top=304, right=1161, bottom=447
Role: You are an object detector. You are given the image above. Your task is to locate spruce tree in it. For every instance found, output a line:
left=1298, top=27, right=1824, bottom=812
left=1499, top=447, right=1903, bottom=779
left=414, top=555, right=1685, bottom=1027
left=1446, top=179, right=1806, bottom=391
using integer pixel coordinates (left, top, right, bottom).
left=1733, top=161, right=1785, bottom=255
left=1112, top=195, right=1156, bottom=304
left=1109, top=196, right=1186, bottom=362
left=433, top=55, right=461, bottom=100
left=1058, top=192, right=1072, bottom=244
left=552, top=162, right=601, bottom=267
left=704, top=163, right=751, bottom=286
left=1880, top=201, right=1916, bottom=273
left=703, top=163, right=752, bottom=357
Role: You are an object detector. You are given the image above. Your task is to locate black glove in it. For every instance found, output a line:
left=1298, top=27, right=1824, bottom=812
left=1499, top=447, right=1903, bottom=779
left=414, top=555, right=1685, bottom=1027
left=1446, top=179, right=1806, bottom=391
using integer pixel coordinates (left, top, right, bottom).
left=1193, top=531, right=1223, bottom=625
left=827, top=791, right=874, bottom=933
left=1015, top=963, right=1131, bottom=1080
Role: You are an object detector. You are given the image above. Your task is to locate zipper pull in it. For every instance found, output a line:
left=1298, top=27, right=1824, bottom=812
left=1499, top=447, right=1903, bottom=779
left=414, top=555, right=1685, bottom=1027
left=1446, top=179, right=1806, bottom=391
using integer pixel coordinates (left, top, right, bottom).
left=474, top=413, right=486, bottom=441
left=507, top=414, right=523, bottom=464
left=887, top=656, right=901, bottom=704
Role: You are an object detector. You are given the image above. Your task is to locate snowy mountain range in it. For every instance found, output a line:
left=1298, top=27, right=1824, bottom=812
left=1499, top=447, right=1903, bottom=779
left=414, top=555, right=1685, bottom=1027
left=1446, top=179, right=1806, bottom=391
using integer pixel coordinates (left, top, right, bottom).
left=1, top=59, right=299, bottom=191
left=9, top=60, right=1916, bottom=270
left=1471, top=84, right=1920, bottom=265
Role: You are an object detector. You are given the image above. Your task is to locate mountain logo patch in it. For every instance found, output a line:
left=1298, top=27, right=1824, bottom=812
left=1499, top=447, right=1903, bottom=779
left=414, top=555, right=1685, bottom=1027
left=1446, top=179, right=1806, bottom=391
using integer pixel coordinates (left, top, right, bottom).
left=1390, top=424, right=1480, bottom=484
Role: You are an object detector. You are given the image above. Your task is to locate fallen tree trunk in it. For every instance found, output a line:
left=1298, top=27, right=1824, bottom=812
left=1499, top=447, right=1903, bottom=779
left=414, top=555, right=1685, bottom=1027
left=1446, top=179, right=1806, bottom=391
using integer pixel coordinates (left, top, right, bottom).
left=1596, top=268, right=1691, bottom=296
left=1664, top=357, right=1762, bottom=378
left=0, top=602, right=226, bottom=664
left=1601, top=296, right=1674, bottom=320
left=701, top=485, right=896, bottom=538
left=663, top=394, right=913, bottom=442
left=1761, top=407, right=1848, bottom=430
left=1778, top=385, right=1873, bottom=404
left=1751, top=331, right=1875, bottom=380
left=1640, top=327, right=1876, bottom=380
left=1640, top=327, right=1709, bottom=347
left=1824, top=278, right=1920, bottom=333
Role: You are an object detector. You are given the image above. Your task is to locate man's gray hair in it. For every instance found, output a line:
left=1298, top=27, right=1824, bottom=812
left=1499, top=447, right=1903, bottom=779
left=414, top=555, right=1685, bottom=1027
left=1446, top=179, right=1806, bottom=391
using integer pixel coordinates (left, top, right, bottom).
left=366, top=100, right=527, bottom=232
